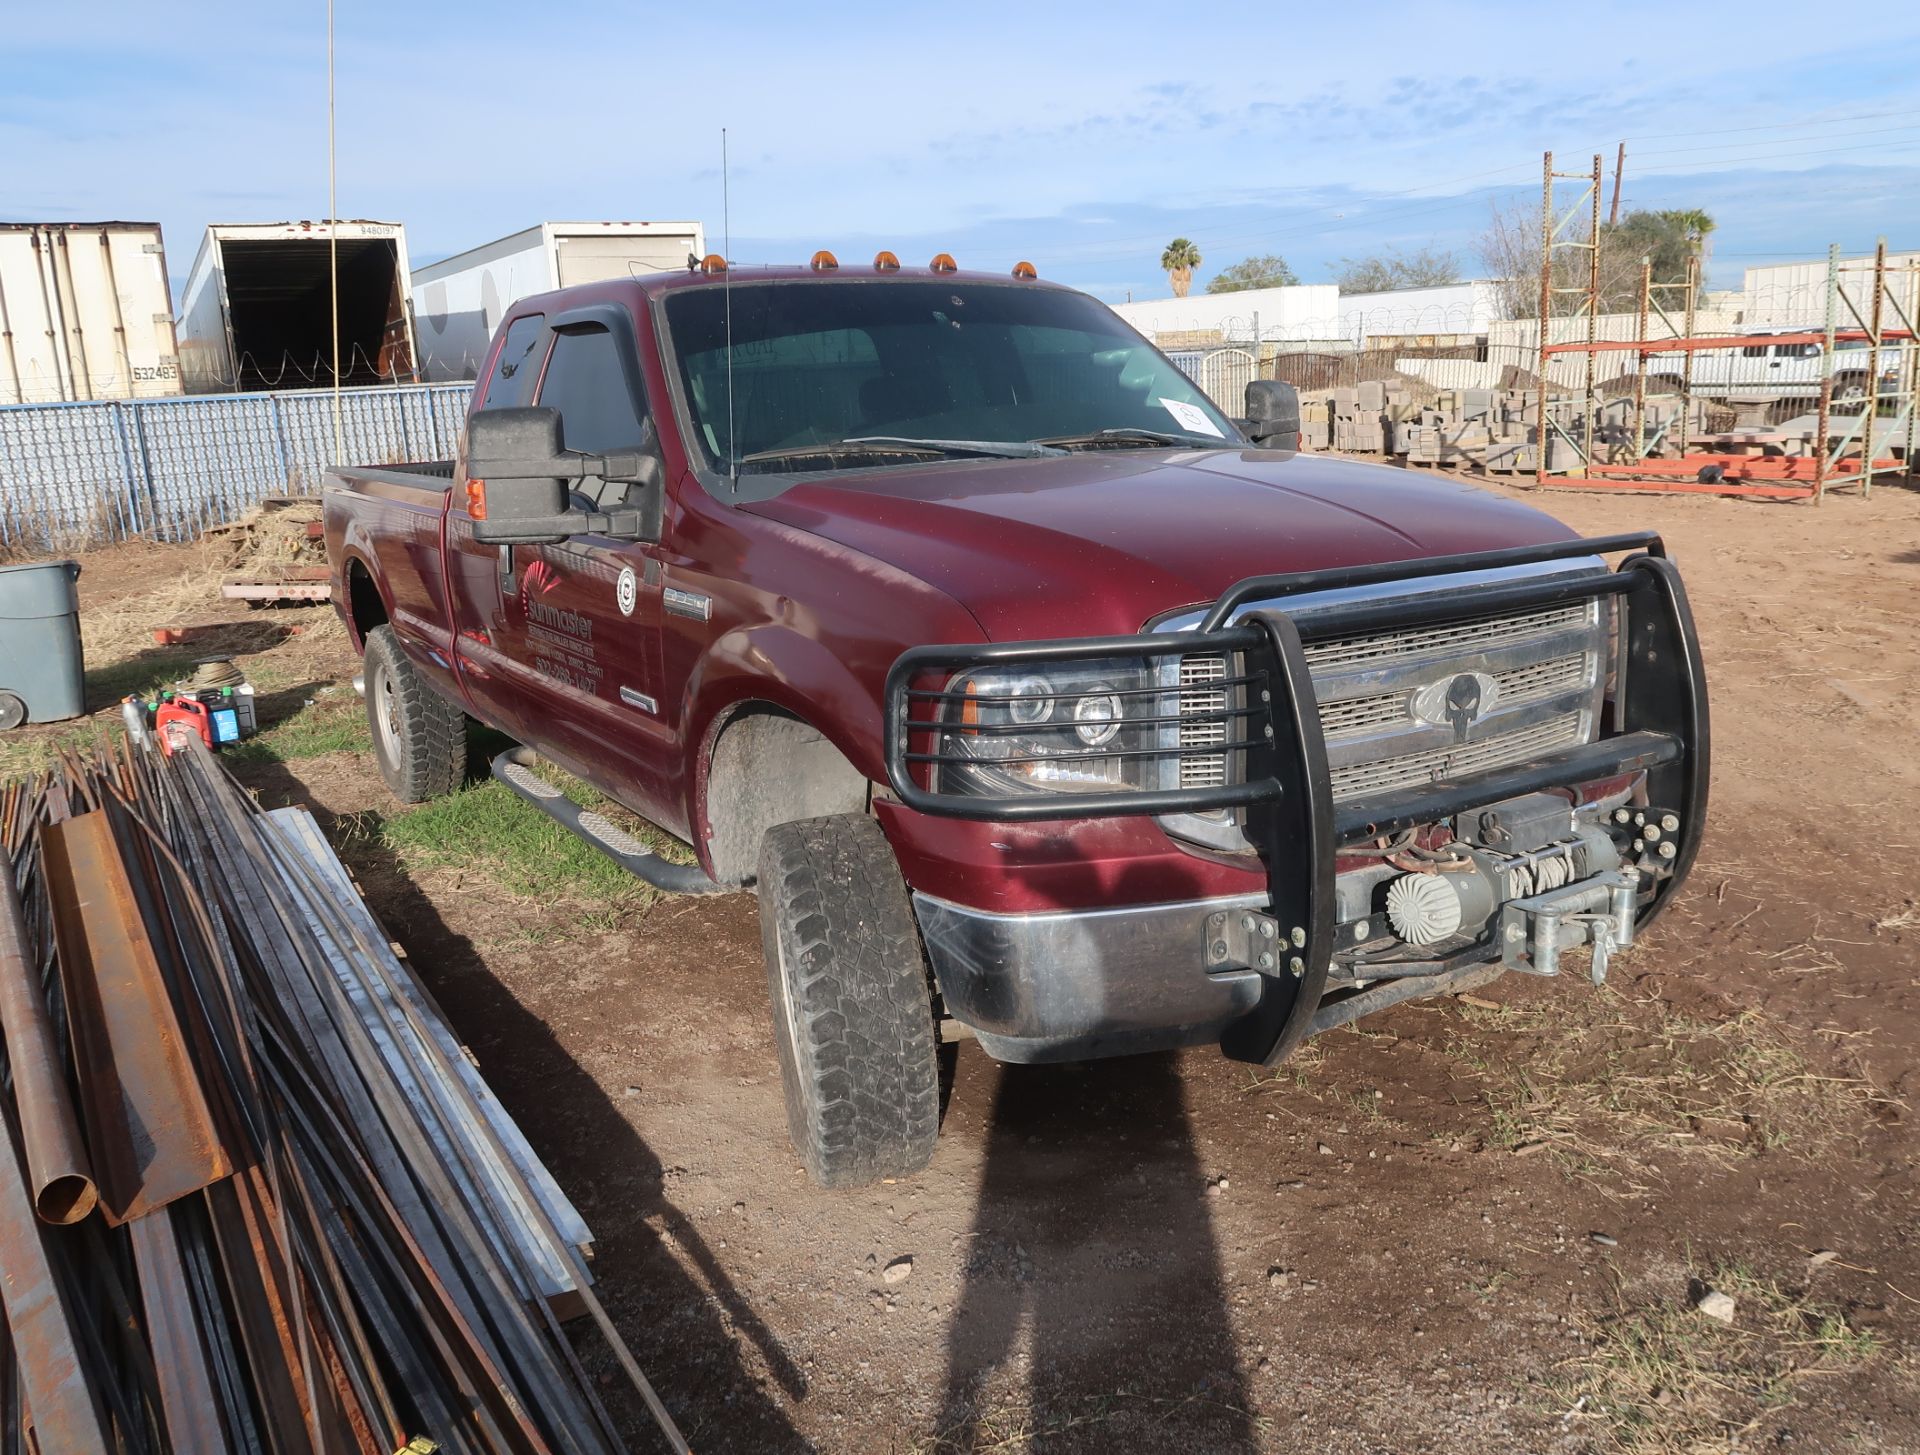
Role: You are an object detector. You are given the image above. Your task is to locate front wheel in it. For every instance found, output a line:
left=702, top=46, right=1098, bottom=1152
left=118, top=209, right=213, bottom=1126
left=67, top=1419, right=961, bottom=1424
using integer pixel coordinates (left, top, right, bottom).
left=363, top=625, right=466, bottom=803
left=757, top=814, right=941, bottom=1189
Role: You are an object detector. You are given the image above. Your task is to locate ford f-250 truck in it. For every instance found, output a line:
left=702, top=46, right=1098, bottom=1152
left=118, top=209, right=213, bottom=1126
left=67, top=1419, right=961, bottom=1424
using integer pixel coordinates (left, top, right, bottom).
left=324, top=254, right=1708, bottom=1189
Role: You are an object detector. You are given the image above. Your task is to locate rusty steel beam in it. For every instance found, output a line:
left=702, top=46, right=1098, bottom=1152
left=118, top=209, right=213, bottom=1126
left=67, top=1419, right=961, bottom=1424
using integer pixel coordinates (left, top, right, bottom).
left=0, top=866, right=95, bottom=1224
left=127, top=1207, right=233, bottom=1452
left=0, top=1105, right=113, bottom=1452
left=42, top=810, right=232, bottom=1225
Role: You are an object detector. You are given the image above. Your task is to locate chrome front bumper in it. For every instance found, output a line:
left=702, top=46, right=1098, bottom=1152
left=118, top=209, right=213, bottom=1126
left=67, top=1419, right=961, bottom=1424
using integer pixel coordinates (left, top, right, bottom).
left=913, top=890, right=1269, bottom=1064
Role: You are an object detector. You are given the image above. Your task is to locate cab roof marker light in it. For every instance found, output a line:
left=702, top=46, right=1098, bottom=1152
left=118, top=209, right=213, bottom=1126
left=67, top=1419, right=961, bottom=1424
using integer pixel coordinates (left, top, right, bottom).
left=810, top=249, right=839, bottom=271
left=1012, top=260, right=1038, bottom=280
left=873, top=250, right=901, bottom=273
left=699, top=252, right=728, bottom=274
left=930, top=253, right=958, bottom=274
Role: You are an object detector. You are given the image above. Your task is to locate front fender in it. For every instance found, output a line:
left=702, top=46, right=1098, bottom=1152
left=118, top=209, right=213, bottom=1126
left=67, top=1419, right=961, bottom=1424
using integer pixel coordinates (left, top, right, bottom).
left=684, top=623, right=888, bottom=862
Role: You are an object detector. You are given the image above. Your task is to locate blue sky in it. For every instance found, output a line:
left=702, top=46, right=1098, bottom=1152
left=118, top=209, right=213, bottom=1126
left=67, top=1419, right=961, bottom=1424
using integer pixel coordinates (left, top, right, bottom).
left=5, top=1, right=1920, bottom=304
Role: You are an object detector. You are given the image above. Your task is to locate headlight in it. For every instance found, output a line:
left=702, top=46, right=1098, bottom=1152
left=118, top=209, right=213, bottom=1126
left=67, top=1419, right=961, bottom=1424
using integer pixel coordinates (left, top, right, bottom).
left=937, top=657, right=1159, bottom=796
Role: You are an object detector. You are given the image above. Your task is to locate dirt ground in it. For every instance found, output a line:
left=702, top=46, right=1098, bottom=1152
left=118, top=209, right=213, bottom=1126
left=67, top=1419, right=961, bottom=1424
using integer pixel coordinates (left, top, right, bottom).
left=11, top=478, right=1920, bottom=1453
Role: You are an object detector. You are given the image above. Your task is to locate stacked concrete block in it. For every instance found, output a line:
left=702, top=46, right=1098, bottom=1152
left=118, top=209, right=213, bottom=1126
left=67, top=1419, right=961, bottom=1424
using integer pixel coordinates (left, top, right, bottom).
left=1301, top=396, right=1333, bottom=451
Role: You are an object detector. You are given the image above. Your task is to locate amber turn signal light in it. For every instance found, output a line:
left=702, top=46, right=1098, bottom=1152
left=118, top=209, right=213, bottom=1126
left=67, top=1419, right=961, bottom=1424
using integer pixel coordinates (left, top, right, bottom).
left=930, top=253, right=958, bottom=273
left=464, top=478, right=487, bottom=520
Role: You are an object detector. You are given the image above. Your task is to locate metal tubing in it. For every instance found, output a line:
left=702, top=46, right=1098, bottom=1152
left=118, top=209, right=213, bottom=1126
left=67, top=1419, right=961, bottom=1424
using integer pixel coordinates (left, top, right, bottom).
left=0, top=865, right=96, bottom=1224
left=1633, top=258, right=1651, bottom=465
left=1679, top=256, right=1698, bottom=459
left=1818, top=244, right=1839, bottom=503
left=1864, top=239, right=1887, bottom=499
left=1583, top=153, right=1601, bottom=477
left=1535, top=151, right=1553, bottom=488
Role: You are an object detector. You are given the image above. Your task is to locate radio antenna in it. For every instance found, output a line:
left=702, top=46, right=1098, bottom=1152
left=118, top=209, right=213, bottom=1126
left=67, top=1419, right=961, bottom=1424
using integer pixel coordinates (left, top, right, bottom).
left=722, top=127, right=738, bottom=492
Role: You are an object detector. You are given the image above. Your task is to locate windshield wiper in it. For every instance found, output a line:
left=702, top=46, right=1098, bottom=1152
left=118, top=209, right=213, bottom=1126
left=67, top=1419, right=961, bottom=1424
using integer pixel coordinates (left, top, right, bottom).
left=841, top=435, right=1066, bottom=458
left=740, top=436, right=1065, bottom=466
left=1031, top=427, right=1205, bottom=449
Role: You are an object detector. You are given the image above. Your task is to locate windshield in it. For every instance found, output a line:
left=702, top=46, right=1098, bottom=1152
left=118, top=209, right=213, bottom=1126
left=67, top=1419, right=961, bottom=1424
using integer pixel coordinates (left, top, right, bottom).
left=662, top=279, right=1236, bottom=476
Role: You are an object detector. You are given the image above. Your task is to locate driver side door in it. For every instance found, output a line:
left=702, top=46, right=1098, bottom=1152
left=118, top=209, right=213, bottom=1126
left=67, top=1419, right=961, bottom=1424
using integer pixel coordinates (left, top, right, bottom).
left=463, top=311, right=675, bottom=817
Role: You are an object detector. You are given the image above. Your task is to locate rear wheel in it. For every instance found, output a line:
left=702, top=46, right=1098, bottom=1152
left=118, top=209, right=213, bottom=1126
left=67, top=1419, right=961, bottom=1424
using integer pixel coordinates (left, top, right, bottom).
left=757, top=814, right=941, bottom=1189
left=363, top=625, right=466, bottom=803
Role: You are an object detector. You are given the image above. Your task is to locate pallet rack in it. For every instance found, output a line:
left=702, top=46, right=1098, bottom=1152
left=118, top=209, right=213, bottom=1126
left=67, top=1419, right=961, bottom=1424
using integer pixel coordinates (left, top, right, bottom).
left=1529, top=152, right=1919, bottom=502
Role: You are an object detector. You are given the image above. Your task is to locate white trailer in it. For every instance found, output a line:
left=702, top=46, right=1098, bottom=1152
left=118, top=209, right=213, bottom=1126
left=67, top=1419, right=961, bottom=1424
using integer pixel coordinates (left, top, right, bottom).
left=0, top=222, right=182, bottom=404
left=175, top=221, right=418, bottom=394
left=410, top=221, right=706, bottom=381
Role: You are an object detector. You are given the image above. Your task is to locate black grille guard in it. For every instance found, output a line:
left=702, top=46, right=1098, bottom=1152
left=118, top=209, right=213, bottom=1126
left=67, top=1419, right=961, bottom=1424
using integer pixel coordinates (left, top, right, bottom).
left=883, top=531, right=1711, bottom=1067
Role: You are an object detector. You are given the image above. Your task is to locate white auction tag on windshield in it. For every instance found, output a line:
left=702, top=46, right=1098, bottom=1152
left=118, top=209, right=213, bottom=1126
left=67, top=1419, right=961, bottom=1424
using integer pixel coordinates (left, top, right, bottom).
left=1157, top=397, right=1225, bottom=437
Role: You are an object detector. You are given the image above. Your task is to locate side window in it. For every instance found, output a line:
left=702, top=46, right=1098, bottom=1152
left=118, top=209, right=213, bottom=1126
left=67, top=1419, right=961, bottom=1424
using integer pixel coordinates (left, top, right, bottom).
left=535, top=325, right=648, bottom=453
left=479, top=314, right=547, bottom=409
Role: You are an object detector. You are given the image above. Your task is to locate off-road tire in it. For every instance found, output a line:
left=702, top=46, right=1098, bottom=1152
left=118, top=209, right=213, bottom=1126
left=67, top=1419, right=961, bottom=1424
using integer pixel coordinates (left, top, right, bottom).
left=363, top=625, right=466, bottom=803
left=757, top=814, right=941, bottom=1189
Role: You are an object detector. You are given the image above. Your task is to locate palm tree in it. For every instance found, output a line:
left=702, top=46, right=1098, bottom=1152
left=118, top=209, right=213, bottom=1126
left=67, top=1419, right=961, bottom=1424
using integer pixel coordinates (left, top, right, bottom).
left=1161, top=238, right=1202, bottom=298
left=1664, top=208, right=1716, bottom=272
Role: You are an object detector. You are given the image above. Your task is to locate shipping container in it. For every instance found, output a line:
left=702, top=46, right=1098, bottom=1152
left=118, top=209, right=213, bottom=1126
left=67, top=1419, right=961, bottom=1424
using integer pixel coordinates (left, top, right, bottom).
left=0, top=222, right=182, bottom=403
left=410, top=221, right=705, bottom=381
left=176, top=220, right=418, bottom=394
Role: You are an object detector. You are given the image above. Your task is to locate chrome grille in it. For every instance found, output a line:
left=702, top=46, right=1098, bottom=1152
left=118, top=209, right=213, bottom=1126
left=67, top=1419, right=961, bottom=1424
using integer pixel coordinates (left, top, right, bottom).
left=1317, top=652, right=1589, bottom=740
left=1327, top=712, right=1585, bottom=799
left=1177, top=654, right=1230, bottom=789
left=1170, top=596, right=1604, bottom=811
left=1301, top=603, right=1592, bottom=673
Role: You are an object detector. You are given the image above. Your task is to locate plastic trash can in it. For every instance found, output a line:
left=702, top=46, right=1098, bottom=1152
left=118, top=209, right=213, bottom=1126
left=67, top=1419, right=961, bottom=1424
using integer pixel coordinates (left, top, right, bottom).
left=0, top=560, right=85, bottom=730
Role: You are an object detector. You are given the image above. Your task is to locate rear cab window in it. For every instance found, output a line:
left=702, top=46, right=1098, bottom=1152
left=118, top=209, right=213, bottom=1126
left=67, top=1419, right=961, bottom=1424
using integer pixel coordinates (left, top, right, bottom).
left=534, top=321, right=654, bottom=509
left=479, top=314, right=548, bottom=410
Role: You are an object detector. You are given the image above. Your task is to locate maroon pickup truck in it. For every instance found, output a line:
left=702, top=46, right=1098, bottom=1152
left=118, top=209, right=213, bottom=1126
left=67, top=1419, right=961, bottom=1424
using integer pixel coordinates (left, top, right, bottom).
left=324, top=256, right=1708, bottom=1188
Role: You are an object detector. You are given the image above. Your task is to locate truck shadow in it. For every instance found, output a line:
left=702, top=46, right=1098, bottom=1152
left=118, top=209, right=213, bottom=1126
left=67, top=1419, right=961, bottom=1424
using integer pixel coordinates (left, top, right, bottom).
left=934, top=1051, right=1259, bottom=1452
left=233, top=753, right=815, bottom=1454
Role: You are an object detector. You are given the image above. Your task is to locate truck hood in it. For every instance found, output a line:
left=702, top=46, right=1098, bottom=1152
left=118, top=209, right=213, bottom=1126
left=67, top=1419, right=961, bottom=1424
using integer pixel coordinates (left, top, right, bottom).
left=744, top=449, right=1578, bottom=640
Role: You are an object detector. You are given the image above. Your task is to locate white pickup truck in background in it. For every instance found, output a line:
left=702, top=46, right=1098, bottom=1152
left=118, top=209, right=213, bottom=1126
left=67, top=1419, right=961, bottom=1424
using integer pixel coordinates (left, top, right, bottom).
left=1648, top=329, right=1895, bottom=408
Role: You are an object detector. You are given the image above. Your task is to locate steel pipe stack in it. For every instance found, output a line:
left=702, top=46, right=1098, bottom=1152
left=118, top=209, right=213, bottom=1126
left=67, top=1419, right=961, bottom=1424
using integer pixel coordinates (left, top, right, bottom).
left=0, top=743, right=688, bottom=1454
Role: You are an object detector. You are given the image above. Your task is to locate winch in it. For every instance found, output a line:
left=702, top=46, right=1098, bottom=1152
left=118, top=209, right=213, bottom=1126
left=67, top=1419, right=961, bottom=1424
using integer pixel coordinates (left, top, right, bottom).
left=1368, top=791, right=1684, bottom=985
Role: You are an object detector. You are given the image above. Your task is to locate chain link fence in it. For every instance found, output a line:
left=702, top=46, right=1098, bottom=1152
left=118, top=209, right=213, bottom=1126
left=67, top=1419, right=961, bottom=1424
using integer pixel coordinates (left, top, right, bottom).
left=0, top=382, right=473, bottom=551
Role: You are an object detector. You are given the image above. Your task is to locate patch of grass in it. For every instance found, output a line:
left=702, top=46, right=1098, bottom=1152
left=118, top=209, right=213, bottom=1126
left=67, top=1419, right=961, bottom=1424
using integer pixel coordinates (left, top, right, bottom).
left=227, top=692, right=370, bottom=764
left=0, top=720, right=116, bottom=781
left=379, top=778, right=659, bottom=914
left=1549, top=1260, right=1880, bottom=1453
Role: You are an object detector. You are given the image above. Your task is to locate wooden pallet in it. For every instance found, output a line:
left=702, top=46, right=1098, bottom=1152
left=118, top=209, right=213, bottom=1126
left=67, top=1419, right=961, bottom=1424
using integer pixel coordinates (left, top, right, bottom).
left=220, top=566, right=331, bottom=604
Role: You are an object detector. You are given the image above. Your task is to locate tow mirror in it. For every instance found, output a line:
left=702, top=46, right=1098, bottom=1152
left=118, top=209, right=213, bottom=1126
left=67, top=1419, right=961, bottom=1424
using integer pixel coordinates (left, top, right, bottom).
left=1243, top=380, right=1301, bottom=450
left=466, top=406, right=662, bottom=545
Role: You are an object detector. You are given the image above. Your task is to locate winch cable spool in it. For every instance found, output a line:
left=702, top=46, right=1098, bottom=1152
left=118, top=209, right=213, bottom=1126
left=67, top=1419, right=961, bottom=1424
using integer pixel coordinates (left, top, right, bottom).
left=1505, top=848, right=1577, bottom=900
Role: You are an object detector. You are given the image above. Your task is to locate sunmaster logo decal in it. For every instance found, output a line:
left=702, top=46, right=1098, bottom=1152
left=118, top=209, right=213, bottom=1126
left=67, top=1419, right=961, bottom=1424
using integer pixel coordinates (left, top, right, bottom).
left=517, top=558, right=601, bottom=693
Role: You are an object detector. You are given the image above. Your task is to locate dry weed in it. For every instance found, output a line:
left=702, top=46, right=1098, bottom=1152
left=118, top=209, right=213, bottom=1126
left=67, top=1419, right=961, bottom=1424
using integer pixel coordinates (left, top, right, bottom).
left=1550, top=1260, right=1879, bottom=1454
left=1446, top=998, right=1892, bottom=1176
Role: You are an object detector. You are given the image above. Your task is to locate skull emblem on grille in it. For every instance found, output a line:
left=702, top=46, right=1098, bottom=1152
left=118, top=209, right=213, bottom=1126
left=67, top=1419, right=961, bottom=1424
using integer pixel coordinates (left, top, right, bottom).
left=1410, top=670, right=1501, bottom=743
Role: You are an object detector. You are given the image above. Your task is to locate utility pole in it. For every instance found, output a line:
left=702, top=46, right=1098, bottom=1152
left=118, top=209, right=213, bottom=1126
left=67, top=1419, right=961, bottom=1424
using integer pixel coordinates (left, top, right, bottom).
left=1608, top=142, right=1625, bottom=228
